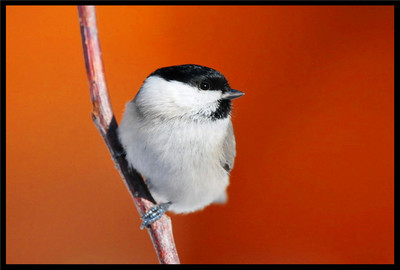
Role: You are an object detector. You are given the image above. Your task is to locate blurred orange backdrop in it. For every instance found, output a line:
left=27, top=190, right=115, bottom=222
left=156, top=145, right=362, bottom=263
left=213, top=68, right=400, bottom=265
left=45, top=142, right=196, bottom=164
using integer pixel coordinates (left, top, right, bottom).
left=6, top=5, right=393, bottom=264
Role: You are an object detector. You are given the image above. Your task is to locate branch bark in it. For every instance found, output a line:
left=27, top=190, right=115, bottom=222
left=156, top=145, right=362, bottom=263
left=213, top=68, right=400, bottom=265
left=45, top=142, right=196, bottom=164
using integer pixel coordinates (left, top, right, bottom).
left=77, top=6, right=180, bottom=264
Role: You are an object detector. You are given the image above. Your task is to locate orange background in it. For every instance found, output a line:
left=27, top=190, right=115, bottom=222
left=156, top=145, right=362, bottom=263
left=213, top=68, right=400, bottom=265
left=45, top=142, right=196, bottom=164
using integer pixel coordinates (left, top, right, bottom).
left=6, top=6, right=394, bottom=264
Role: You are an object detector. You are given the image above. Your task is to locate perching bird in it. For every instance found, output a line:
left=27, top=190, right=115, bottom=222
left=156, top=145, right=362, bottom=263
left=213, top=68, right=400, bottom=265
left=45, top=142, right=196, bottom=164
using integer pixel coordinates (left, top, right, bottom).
left=118, top=64, right=244, bottom=228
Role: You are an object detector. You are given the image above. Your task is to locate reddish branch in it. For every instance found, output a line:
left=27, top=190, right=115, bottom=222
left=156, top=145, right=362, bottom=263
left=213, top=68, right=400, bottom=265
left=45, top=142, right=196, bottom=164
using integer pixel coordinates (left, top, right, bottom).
left=77, top=6, right=180, bottom=264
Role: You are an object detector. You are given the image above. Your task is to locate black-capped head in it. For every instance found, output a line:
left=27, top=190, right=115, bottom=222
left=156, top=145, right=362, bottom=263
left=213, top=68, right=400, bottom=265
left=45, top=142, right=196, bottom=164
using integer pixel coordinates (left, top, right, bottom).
left=151, top=64, right=229, bottom=91
left=136, top=64, right=244, bottom=121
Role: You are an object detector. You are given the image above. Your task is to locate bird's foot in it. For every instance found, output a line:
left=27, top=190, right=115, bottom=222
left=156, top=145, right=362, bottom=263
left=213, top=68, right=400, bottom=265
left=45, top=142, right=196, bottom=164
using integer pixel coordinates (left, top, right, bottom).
left=140, top=202, right=172, bottom=230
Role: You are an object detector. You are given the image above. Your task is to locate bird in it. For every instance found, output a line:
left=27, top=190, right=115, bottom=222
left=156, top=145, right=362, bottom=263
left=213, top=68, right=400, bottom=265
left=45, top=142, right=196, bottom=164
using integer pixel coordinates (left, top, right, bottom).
left=118, top=64, right=244, bottom=229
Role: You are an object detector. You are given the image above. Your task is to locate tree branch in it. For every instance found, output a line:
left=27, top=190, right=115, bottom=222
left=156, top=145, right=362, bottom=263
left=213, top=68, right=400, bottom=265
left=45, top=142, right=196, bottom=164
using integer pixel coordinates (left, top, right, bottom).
left=77, top=6, right=180, bottom=264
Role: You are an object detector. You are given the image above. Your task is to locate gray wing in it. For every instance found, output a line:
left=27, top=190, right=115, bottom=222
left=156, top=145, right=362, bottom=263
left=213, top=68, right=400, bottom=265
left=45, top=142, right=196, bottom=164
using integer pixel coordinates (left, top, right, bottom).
left=221, top=120, right=236, bottom=172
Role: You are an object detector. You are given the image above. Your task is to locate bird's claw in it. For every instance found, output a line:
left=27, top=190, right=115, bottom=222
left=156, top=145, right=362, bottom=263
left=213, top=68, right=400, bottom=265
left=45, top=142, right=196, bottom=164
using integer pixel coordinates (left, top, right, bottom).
left=140, top=202, right=172, bottom=230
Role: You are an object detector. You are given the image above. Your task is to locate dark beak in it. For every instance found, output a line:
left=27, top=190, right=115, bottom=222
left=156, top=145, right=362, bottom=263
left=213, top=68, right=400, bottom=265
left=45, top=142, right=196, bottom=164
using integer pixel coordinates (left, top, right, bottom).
left=223, top=89, right=245, bottom=100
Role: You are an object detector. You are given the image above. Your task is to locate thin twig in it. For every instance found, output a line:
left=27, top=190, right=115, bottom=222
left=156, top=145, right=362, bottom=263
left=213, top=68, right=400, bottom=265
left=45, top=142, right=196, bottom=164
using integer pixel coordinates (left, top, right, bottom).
left=77, top=6, right=180, bottom=264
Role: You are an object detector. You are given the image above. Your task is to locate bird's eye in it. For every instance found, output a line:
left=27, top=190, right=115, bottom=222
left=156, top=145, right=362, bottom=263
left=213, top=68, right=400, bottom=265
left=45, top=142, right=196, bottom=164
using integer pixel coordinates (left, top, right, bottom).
left=199, top=81, right=210, bottom=90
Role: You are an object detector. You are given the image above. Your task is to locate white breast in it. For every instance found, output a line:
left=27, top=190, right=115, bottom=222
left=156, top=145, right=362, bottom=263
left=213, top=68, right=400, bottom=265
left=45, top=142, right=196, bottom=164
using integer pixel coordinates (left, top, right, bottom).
left=118, top=101, right=231, bottom=213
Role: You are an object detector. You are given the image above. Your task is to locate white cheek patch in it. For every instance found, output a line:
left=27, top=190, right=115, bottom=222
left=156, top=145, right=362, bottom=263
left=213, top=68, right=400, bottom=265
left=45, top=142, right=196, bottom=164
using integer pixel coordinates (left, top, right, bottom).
left=136, top=76, right=222, bottom=118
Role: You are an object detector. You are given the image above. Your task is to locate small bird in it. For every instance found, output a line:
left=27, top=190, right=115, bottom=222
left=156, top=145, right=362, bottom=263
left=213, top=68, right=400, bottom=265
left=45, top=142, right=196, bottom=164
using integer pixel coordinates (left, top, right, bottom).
left=118, top=64, right=244, bottom=229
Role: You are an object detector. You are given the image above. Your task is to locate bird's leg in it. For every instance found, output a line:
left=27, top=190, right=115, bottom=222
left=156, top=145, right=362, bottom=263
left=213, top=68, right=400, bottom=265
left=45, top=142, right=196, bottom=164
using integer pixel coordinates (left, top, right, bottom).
left=140, top=202, right=172, bottom=230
